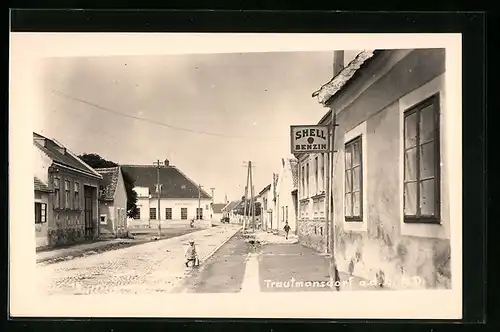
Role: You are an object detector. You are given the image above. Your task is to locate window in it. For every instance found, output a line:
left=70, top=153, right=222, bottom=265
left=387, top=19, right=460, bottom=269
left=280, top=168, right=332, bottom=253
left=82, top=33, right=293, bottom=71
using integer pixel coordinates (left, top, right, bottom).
left=404, top=95, right=440, bottom=223
left=306, top=163, right=310, bottom=198
left=320, top=154, right=325, bottom=192
left=319, top=198, right=325, bottom=218
left=301, top=166, right=305, bottom=198
left=181, top=208, right=188, bottom=220
left=345, top=136, right=363, bottom=221
left=314, top=157, right=319, bottom=194
left=64, top=180, right=71, bottom=209
left=300, top=201, right=309, bottom=219
left=196, top=208, right=203, bottom=220
left=134, top=208, right=141, bottom=219
left=285, top=206, right=288, bottom=222
left=53, top=177, right=60, bottom=208
left=100, top=215, right=107, bottom=224
left=34, top=202, right=47, bottom=224
left=149, top=208, right=157, bottom=220
left=205, top=204, right=209, bottom=210
left=74, top=182, right=80, bottom=209
left=165, top=208, right=172, bottom=220
left=313, top=200, right=319, bottom=218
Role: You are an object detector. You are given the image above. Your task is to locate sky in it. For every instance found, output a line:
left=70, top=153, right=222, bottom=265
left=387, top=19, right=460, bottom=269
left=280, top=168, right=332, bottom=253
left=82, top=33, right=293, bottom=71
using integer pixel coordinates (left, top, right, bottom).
left=36, top=50, right=360, bottom=203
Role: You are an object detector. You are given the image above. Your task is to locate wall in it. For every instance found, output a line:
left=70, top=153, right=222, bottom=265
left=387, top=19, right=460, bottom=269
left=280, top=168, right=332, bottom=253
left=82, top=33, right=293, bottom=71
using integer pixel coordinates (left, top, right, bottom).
left=34, top=191, right=49, bottom=248
left=131, top=197, right=213, bottom=227
left=276, top=163, right=298, bottom=233
left=326, top=49, right=450, bottom=289
left=297, top=151, right=329, bottom=252
left=47, top=167, right=100, bottom=247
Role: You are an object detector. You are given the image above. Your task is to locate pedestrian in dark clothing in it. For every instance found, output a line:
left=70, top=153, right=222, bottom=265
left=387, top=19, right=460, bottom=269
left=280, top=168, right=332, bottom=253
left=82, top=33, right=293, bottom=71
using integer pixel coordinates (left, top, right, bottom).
left=283, top=222, right=291, bottom=240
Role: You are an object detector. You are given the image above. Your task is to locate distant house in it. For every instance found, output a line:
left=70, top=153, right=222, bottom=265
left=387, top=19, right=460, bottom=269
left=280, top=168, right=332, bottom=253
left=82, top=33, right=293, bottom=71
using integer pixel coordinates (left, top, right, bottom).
left=274, top=157, right=299, bottom=234
left=211, top=203, right=226, bottom=222
left=221, top=200, right=242, bottom=224
left=122, top=159, right=212, bottom=227
left=33, top=132, right=103, bottom=248
left=95, top=167, right=128, bottom=237
left=257, top=184, right=272, bottom=231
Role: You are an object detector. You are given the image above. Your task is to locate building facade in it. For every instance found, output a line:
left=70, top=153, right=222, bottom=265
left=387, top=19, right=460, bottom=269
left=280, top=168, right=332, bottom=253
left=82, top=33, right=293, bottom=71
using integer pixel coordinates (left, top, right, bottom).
left=297, top=48, right=452, bottom=289
left=274, top=158, right=299, bottom=234
left=257, top=184, right=272, bottom=231
left=96, top=166, right=128, bottom=237
left=33, top=132, right=102, bottom=248
left=122, top=160, right=212, bottom=228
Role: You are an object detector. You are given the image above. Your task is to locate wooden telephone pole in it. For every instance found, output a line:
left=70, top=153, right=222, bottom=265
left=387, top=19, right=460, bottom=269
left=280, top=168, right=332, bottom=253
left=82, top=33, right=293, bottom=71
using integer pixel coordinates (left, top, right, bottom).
left=242, top=161, right=256, bottom=231
left=153, top=160, right=163, bottom=236
left=329, top=110, right=340, bottom=291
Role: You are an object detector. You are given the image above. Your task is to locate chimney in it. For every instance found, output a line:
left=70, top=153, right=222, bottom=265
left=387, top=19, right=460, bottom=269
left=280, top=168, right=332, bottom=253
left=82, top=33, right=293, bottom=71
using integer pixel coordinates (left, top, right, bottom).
left=333, top=50, right=345, bottom=77
left=164, top=159, right=170, bottom=167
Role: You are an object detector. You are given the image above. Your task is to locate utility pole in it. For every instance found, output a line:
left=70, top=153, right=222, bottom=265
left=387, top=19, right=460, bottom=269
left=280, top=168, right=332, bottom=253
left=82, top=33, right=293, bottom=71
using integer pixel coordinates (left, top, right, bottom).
left=249, top=170, right=255, bottom=232
left=329, top=109, right=340, bottom=291
left=210, top=188, right=215, bottom=203
left=242, top=161, right=255, bottom=230
left=153, top=159, right=163, bottom=237
left=198, top=184, right=203, bottom=220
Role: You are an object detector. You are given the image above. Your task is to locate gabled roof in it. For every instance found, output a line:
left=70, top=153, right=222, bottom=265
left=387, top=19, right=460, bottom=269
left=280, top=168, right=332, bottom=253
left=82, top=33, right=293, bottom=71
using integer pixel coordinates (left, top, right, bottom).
left=33, top=132, right=102, bottom=179
left=95, top=167, right=121, bottom=201
left=312, top=50, right=378, bottom=106
left=34, top=176, right=51, bottom=192
left=259, top=184, right=271, bottom=196
left=121, top=165, right=211, bottom=199
left=211, top=203, right=226, bottom=214
left=221, top=200, right=241, bottom=213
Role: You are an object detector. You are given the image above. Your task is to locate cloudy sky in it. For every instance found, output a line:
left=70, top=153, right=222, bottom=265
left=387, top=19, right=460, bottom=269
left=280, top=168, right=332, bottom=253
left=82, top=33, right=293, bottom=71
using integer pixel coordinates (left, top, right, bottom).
left=36, top=50, right=359, bottom=202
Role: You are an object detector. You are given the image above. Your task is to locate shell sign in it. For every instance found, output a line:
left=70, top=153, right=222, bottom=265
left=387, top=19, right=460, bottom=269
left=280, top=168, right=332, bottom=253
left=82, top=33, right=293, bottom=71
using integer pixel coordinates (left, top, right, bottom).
left=290, top=125, right=330, bottom=154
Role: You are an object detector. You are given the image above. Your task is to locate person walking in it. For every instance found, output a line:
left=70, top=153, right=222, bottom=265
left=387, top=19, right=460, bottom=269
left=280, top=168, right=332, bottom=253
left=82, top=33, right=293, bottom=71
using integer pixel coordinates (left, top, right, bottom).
left=283, top=222, right=291, bottom=240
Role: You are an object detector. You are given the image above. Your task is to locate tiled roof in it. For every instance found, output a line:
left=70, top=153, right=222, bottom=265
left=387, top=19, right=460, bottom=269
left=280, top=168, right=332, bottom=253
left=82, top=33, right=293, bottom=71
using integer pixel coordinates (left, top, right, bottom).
left=95, top=167, right=120, bottom=201
left=221, top=200, right=241, bottom=213
left=33, top=132, right=102, bottom=179
left=34, top=176, right=51, bottom=192
left=313, top=50, right=378, bottom=106
left=121, top=165, right=211, bottom=199
left=211, top=203, right=226, bottom=214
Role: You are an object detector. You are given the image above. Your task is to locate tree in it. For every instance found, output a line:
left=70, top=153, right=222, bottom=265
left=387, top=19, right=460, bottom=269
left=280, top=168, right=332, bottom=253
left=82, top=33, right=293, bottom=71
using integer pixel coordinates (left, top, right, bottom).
left=79, top=153, right=139, bottom=218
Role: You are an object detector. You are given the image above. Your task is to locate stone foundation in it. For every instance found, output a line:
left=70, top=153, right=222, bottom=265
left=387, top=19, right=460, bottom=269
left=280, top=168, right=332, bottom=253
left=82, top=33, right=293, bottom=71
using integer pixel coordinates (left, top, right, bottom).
left=334, top=225, right=451, bottom=290
left=48, top=226, right=87, bottom=247
left=297, top=219, right=328, bottom=253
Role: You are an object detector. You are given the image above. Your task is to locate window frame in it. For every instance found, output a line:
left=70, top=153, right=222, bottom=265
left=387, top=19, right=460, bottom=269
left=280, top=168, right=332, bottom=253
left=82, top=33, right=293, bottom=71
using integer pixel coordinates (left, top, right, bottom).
left=134, top=207, right=141, bottom=220
left=64, top=179, right=71, bottom=209
left=344, top=136, right=363, bottom=222
left=53, top=177, right=60, bottom=209
left=165, top=207, right=172, bottom=220
left=149, top=207, right=157, bottom=220
left=403, top=94, right=441, bottom=224
left=181, top=208, right=188, bottom=220
left=34, top=202, right=47, bottom=224
left=74, top=181, right=80, bottom=210
left=196, top=207, right=203, bottom=220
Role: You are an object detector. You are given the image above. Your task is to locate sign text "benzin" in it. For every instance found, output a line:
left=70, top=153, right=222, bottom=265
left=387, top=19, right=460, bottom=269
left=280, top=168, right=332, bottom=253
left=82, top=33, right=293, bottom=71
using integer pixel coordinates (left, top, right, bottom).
left=290, top=125, right=330, bottom=154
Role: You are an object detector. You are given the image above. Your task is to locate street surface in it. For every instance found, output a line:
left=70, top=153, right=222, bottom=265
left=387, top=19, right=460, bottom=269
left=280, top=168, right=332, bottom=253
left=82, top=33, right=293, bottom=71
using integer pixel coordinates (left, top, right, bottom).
left=37, top=225, right=383, bottom=295
left=173, top=230, right=380, bottom=293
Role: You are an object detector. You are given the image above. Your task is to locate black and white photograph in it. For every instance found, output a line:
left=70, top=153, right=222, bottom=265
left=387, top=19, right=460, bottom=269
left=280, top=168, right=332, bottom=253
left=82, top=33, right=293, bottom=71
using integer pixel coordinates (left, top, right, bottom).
left=9, top=33, right=462, bottom=319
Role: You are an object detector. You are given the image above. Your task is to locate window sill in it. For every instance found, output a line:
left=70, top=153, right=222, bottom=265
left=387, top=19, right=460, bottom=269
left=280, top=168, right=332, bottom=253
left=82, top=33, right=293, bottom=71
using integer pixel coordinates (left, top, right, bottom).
left=404, top=216, right=441, bottom=225
left=311, top=192, right=326, bottom=200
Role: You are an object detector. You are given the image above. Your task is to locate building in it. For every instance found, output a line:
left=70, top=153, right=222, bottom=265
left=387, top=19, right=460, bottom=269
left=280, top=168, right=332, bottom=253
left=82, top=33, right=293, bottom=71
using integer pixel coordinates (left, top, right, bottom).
left=221, top=200, right=243, bottom=224
left=95, top=166, right=128, bottom=238
left=33, top=132, right=103, bottom=248
left=296, top=48, right=451, bottom=289
left=257, top=184, right=272, bottom=231
left=273, top=158, right=299, bottom=235
left=122, top=159, right=212, bottom=228
left=211, top=203, right=226, bottom=222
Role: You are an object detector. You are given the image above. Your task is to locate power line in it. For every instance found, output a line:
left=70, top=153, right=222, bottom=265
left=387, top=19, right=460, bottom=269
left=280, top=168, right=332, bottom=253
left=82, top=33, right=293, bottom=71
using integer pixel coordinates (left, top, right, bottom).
left=51, top=89, right=287, bottom=140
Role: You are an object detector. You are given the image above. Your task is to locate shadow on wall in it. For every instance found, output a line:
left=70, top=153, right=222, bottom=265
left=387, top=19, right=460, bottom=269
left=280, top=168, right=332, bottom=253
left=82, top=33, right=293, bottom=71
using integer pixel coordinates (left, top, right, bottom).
left=334, top=223, right=451, bottom=289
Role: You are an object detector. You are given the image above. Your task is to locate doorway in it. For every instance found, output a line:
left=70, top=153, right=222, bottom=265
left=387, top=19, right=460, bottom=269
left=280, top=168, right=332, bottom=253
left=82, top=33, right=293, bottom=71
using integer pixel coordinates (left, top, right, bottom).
left=84, top=186, right=95, bottom=240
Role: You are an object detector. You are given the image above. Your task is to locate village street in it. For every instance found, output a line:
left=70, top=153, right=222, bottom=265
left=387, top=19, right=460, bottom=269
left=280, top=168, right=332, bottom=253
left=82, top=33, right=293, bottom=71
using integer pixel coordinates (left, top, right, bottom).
left=37, top=224, right=377, bottom=295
